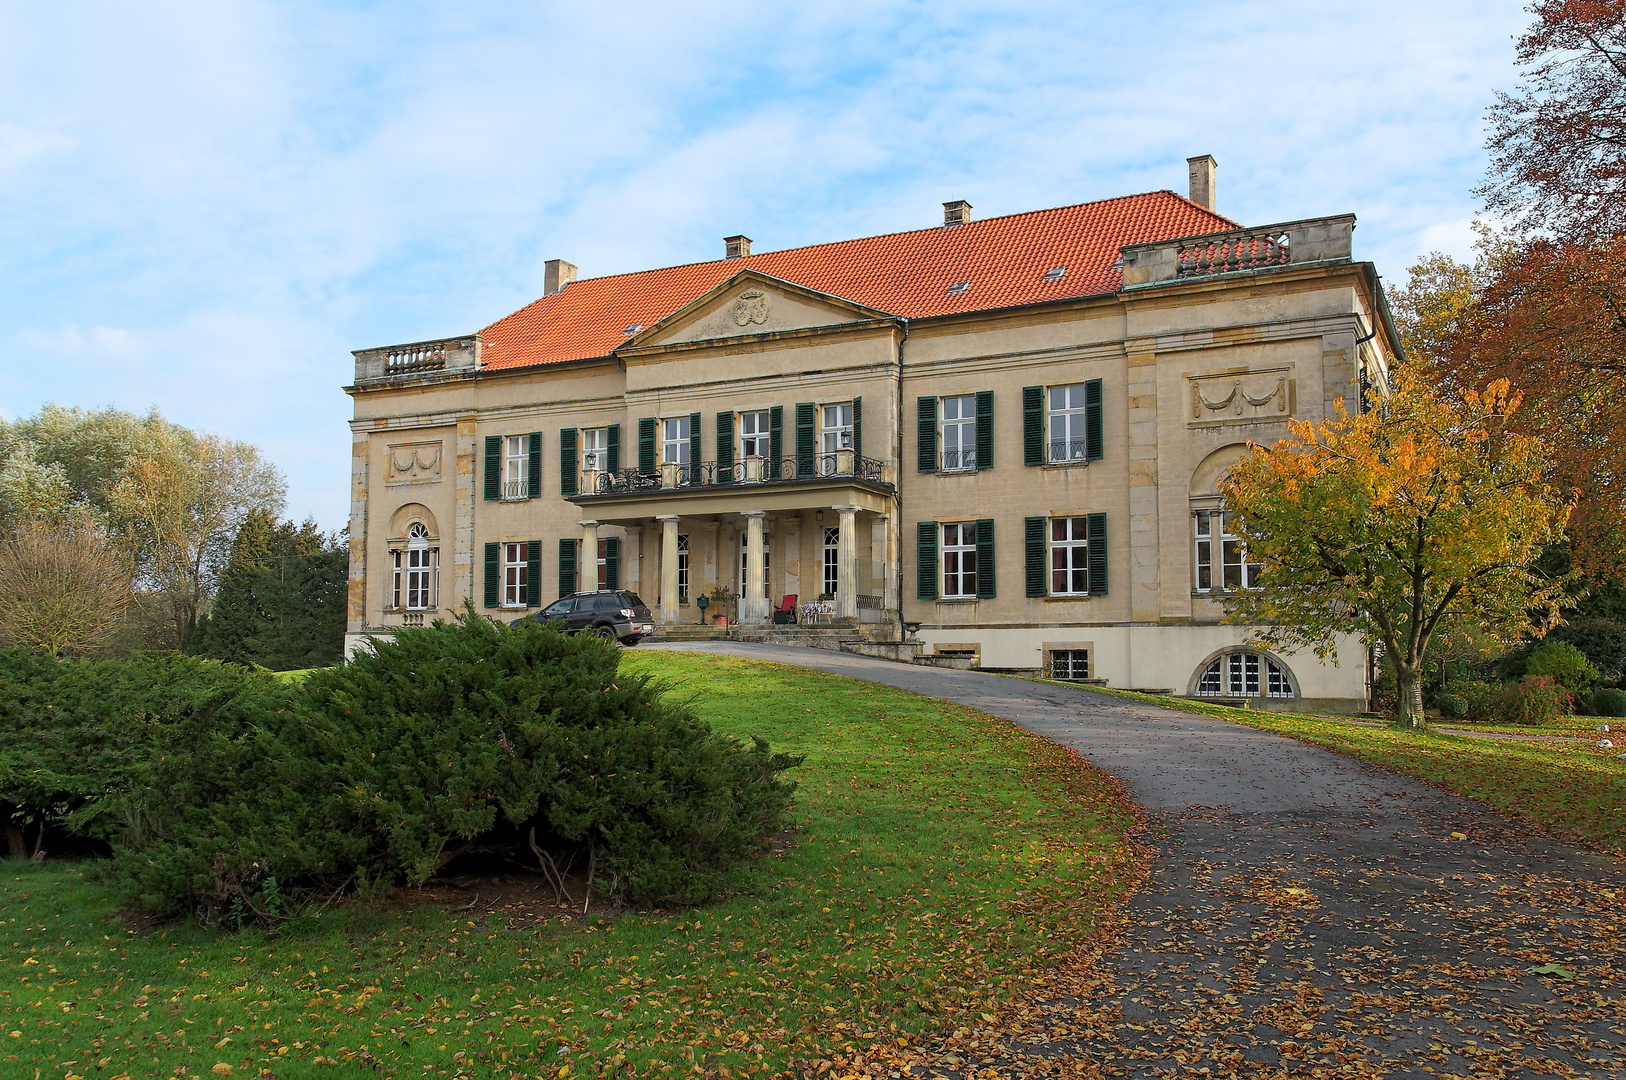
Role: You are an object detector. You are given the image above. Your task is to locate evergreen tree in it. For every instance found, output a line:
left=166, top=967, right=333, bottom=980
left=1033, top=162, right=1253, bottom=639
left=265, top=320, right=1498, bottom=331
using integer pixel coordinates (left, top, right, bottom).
left=192, top=513, right=345, bottom=669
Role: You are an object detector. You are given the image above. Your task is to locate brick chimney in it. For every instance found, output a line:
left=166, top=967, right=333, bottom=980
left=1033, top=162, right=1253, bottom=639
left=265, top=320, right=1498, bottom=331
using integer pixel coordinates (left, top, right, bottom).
left=942, top=200, right=972, bottom=227
left=543, top=258, right=577, bottom=296
left=1187, top=155, right=1217, bottom=211
left=725, top=235, right=752, bottom=259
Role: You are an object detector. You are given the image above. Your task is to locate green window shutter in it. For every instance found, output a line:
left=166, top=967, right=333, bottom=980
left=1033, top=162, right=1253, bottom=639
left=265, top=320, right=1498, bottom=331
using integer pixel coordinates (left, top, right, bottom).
left=560, top=427, right=578, bottom=496
left=795, top=402, right=815, bottom=478
left=975, top=390, right=993, bottom=470
left=604, top=537, right=620, bottom=590
left=917, top=396, right=938, bottom=473
left=528, top=432, right=543, bottom=498
left=916, top=521, right=939, bottom=600
left=606, top=424, right=620, bottom=473
left=1087, top=512, right=1108, bottom=595
left=715, top=410, right=734, bottom=485
left=688, top=412, right=702, bottom=476
left=1085, top=378, right=1104, bottom=462
left=558, top=538, right=578, bottom=599
left=483, top=435, right=501, bottom=500
left=769, top=405, right=783, bottom=479
left=526, top=541, right=541, bottom=606
left=1025, top=516, right=1047, bottom=597
left=483, top=542, right=499, bottom=607
left=975, top=518, right=996, bottom=599
left=852, top=397, right=863, bottom=459
left=1023, top=386, right=1044, bottom=466
left=638, top=417, right=656, bottom=474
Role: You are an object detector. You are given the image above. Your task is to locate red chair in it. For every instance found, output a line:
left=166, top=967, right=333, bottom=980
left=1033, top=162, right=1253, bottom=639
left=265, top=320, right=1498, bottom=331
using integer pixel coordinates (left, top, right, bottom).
left=772, top=594, right=798, bottom=625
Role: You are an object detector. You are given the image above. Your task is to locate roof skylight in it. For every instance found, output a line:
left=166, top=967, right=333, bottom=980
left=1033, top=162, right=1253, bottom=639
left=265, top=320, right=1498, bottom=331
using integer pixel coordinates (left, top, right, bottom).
left=947, top=280, right=970, bottom=295
left=623, top=324, right=643, bottom=335
left=1044, top=266, right=1066, bottom=282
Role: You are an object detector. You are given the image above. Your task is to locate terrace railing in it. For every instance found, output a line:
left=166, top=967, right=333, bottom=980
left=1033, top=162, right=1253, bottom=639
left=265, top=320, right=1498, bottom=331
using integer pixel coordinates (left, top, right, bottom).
left=1118, top=215, right=1355, bottom=289
left=580, top=452, right=890, bottom=497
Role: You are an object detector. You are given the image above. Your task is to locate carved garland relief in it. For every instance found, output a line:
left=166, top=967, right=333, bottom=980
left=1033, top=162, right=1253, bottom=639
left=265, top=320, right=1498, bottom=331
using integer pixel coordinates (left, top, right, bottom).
left=386, top=440, right=443, bottom=485
left=1188, top=367, right=1293, bottom=424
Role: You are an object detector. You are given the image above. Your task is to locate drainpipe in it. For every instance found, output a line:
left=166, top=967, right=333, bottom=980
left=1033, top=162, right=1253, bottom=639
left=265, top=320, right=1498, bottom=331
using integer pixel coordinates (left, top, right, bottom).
left=894, top=316, right=909, bottom=646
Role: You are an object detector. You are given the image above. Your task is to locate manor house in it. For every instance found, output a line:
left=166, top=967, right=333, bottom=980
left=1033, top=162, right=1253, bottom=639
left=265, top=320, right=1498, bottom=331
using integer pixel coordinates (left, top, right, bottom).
left=344, top=156, right=1399, bottom=712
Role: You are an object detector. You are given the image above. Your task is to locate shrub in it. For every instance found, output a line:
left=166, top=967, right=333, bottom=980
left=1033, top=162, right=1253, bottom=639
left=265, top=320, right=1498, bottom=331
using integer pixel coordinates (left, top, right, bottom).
left=1551, top=617, right=1626, bottom=684
left=1433, top=692, right=1467, bottom=719
left=1448, top=680, right=1502, bottom=721
left=1591, top=686, right=1626, bottom=718
left=1524, top=640, right=1599, bottom=692
left=1497, top=675, right=1573, bottom=726
left=105, top=605, right=803, bottom=920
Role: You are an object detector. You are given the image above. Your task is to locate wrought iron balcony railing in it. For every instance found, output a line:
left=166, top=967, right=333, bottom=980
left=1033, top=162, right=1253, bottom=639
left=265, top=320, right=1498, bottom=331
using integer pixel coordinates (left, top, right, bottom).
left=1048, top=439, right=1094, bottom=463
left=577, top=452, right=889, bottom=497
left=940, top=448, right=978, bottom=472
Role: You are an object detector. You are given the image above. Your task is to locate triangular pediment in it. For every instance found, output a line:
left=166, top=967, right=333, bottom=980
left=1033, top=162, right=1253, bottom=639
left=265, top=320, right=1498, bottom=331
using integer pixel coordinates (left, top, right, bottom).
left=625, top=270, right=894, bottom=349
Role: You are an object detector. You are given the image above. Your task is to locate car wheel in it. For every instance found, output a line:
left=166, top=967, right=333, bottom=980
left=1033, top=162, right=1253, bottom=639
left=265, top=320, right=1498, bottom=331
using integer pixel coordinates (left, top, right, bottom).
left=594, top=625, right=617, bottom=641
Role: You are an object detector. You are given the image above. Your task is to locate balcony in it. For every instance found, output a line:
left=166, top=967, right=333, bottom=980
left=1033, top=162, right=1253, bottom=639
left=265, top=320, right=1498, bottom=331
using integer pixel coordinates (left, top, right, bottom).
left=580, top=452, right=889, bottom=496
left=1118, top=215, right=1355, bottom=289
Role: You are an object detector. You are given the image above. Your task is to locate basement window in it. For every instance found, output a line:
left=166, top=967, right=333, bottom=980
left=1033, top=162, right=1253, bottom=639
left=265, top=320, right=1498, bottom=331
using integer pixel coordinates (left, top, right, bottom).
left=1044, top=266, right=1066, bottom=282
left=947, top=280, right=970, bottom=295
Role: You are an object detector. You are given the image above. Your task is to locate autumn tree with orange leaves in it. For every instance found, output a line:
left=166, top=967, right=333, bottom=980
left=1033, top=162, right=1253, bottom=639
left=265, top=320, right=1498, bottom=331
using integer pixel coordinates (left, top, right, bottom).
left=1219, top=377, right=1569, bottom=730
left=1405, top=2, right=1626, bottom=577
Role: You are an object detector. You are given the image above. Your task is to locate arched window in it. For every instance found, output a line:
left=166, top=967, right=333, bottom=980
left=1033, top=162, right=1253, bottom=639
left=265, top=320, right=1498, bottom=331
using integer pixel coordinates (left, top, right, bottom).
left=1193, top=650, right=1295, bottom=699
left=391, top=521, right=439, bottom=611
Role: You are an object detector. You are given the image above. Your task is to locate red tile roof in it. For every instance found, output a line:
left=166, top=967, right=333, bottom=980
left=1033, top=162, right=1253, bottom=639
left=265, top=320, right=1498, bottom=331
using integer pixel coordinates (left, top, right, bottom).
left=479, top=190, right=1234, bottom=371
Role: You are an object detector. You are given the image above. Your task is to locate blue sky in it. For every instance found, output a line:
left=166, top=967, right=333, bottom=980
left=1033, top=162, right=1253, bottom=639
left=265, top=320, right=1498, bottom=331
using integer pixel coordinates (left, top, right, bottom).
left=0, top=0, right=1529, bottom=530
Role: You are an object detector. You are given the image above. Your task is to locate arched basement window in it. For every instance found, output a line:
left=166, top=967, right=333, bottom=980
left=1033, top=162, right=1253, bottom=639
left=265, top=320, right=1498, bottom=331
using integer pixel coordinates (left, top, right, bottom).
left=1194, top=651, right=1295, bottom=699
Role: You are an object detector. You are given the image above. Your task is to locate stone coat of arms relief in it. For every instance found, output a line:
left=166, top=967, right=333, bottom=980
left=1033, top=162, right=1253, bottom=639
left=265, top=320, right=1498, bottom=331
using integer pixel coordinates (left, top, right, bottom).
left=386, top=441, right=443, bottom=485
left=732, top=289, right=770, bottom=327
left=1187, top=367, right=1294, bottom=424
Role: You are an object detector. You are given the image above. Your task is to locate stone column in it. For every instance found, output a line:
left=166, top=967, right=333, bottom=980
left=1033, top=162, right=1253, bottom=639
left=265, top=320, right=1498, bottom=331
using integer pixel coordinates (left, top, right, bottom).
left=657, top=515, right=680, bottom=625
left=742, top=510, right=766, bottom=624
left=835, top=505, right=859, bottom=619
left=578, top=519, right=599, bottom=590
left=346, top=425, right=369, bottom=633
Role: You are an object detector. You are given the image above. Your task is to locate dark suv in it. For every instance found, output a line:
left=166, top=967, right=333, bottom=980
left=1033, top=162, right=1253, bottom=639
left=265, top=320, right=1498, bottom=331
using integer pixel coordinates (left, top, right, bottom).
left=510, top=590, right=656, bottom=645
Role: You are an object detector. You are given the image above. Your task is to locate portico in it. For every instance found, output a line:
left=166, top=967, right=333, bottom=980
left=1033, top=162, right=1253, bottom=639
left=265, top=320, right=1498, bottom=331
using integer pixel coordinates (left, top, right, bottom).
left=571, top=469, right=895, bottom=626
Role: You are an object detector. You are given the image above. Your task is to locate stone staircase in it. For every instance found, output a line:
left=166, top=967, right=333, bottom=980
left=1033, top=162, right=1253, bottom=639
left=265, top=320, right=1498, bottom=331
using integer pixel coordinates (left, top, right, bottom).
left=645, top=622, right=935, bottom=666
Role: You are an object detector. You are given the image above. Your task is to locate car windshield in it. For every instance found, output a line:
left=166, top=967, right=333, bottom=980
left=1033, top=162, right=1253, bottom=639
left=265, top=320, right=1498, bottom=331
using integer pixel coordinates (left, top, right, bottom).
left=541, top=599, right=573, bottom=618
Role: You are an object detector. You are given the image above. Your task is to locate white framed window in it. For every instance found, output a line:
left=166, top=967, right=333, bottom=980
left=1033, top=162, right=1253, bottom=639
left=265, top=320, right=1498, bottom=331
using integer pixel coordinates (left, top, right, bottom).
left=822, top=526, right=840, bottom=596
left=503, top=435, right=527, bottom=499
left=940, top=395, right=977, bottom=471
left=1195, top=652, right=1294, bottom=698
left=1048, top=384, right=1091, bottom=462
left=663, top=417, right=691, bottom=466
left=740, top=411, right=771, bottom=458
left=596, top=538, right=608, bottom=590
left=501, top=542, right=527, bottom=608
left=391, top=522, right=439, bottom=611
left=942, top=522, right=978, bottom=598
left=677, top=534, right=690, bottom=600
left=582, top=427, right=608, bottom=471
left=1050, top=649, right=1090, bottom=680
left=1050, top=517, right=1092, bottom=595
left=1194, top=509, right=1260, bottom=592
left=740, top=532, right=771, bottom=599
left=821, top=403, right=853, bottom=454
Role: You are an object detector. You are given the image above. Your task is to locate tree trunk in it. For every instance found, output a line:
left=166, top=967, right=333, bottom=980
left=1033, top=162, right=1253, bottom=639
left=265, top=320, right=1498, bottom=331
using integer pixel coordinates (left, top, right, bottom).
left=1393, top=662, right=1427, bottom=731
left=3, top=821, right=26, bottom=860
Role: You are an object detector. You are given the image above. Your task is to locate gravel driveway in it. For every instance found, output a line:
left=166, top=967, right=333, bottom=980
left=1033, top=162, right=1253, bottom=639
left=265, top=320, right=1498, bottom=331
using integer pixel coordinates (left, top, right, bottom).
left=647, top=641, right=1625, bottom=1079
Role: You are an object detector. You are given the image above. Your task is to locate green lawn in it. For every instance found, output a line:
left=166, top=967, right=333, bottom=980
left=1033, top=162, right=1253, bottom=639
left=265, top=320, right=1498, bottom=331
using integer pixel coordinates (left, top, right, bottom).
left=1054, top=682, right=1626, bottom=852
left=1, top=652, right=1140, bottom=1079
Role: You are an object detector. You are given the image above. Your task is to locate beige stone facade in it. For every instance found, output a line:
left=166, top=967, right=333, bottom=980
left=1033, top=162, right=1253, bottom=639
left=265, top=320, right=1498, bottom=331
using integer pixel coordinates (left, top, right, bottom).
left=345, top=198, right=1398, bottom=713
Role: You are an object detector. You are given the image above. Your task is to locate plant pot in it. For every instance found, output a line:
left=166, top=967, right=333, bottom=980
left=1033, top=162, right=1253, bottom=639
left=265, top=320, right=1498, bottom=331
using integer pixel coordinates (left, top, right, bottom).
left=712, top=614, right=728, bottom=626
